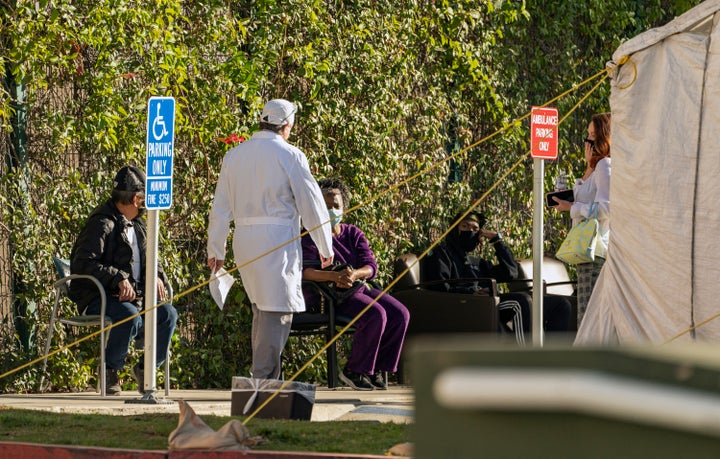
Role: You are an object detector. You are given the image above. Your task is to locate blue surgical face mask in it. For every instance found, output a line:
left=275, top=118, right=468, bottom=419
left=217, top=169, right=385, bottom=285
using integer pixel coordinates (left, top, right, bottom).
left=328, top=208, right=343, bottom=226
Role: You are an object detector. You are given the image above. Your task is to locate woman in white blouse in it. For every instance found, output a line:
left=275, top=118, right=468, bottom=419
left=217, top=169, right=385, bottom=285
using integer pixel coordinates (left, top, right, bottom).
left=552, top=113, right=611, bottom=326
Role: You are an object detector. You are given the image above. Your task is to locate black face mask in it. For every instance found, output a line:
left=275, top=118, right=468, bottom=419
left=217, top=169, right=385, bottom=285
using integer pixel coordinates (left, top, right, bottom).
left=454, top=230, right=480, bottom=252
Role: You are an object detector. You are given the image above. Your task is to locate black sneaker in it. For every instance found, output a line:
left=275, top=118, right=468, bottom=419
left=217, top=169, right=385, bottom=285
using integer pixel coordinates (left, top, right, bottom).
left=339, top=367, right=374, bottom=391
left=104, top=367, right=121, bottom=395
left=132, top=363, right=145, bottom=395
left=371, top=371, right=388, bottom=390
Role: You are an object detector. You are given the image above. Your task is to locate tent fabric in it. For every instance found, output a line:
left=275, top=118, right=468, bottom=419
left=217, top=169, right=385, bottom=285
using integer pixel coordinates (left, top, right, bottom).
left=576, top=0, right=720, bottom=344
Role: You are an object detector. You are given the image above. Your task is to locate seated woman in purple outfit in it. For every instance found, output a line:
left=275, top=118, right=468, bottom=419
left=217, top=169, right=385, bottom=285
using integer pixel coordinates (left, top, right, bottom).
left=301, top=177, right=410, bottom=391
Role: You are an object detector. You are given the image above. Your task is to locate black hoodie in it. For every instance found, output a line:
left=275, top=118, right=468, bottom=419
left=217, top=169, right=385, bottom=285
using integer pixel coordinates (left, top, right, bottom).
left=422, top=231, right=519, bottom=293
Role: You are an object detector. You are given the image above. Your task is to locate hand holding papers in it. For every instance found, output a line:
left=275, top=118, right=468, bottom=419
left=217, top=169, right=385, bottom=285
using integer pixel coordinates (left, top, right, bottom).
left=209, top=268, right=235, bottom=310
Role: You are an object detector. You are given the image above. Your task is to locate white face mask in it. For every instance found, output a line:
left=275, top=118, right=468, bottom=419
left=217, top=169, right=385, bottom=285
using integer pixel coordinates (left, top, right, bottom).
left=328, top=208, right=343, bottom=226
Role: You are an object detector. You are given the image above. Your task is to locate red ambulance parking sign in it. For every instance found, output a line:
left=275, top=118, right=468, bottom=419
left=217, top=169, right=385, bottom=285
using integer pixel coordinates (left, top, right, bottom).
left=530, top=106, right=558, bottom=160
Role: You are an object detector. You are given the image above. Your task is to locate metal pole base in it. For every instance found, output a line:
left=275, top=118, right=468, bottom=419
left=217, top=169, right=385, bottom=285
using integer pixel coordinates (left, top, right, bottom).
left=125, top=390, right=176, bottom=405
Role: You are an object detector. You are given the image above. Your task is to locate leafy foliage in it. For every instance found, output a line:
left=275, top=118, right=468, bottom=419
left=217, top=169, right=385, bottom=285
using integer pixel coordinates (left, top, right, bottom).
left=0, top=0, right=705, bottom=392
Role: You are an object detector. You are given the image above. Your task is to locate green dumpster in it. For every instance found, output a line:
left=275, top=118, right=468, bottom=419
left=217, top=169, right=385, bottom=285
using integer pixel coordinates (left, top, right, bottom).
left=411, top=336, right=720, bottom=459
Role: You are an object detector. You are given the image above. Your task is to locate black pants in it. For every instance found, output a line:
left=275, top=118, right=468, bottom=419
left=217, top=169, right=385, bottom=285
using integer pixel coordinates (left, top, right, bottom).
left=500, top=292, right=571, bottom=333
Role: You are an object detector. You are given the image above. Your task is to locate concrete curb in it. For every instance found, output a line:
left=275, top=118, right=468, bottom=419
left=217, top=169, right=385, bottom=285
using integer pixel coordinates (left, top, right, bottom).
left=0, top=387, right=414, bottom=423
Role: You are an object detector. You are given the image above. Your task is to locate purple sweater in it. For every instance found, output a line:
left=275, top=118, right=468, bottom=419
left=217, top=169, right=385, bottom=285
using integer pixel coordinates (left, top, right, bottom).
left=301, top=223, right=377, bottom=280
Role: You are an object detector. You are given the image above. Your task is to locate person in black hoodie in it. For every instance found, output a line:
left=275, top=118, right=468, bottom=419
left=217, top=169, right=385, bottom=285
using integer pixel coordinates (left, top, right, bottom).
left=423, top=210, right=571, bottom=336
left=70, top=165, right=178, bottom=395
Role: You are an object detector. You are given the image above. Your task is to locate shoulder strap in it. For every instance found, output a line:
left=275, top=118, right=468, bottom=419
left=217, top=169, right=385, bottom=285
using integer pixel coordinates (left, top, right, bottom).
left=589, top=202, right=599, bottom=219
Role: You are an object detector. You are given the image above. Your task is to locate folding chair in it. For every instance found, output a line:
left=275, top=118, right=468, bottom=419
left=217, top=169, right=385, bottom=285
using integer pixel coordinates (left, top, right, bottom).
left=41, top=257, right=172, bottom=396
left=41, top=257, right=110, bottom=396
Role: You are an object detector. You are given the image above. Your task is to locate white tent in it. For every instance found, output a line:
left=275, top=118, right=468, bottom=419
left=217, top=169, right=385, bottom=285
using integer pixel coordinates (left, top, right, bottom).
left=576, top=0, right=720, bottom=344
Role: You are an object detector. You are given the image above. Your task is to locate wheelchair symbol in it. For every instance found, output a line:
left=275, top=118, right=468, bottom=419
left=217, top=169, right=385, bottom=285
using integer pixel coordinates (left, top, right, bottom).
left=152, top=103, right=169, bottom=141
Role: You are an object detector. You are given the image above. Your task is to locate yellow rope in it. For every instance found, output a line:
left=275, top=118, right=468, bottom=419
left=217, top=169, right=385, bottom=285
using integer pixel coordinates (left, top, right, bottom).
left=342, top=66, right=610, bottom=218
left=243, top=148, right=532, bottom=425
left=3, top=66, right=610, bottom=419
left=664, top=311, right=720, bottom=344
left=242, top=73, right=609, bottom=424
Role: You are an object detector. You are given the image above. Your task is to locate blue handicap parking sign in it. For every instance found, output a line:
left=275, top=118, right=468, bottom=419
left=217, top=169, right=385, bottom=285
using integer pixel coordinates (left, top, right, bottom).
left=145, top=97, right=175, bottom=210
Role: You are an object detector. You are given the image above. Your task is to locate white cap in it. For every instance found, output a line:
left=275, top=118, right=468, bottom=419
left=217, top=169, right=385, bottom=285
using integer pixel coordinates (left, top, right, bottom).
left=260, top=99, right=297, bottom=126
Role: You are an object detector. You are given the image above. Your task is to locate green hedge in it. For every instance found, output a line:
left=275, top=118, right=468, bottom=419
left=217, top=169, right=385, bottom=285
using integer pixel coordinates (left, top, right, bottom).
left=0, top=0, right=700, bottom=392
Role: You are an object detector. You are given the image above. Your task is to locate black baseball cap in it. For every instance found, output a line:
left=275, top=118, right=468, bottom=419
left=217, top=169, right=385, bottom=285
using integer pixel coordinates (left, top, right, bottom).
left=113, top=165, right=146, bottom=192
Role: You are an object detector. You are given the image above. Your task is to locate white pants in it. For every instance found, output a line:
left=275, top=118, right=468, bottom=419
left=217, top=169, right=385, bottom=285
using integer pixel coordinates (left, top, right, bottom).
left=250, top=304, right=293, bottom=380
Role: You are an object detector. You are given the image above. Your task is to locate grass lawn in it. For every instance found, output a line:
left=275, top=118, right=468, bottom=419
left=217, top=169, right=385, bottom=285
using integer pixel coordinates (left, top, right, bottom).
left=0, top=408, right=410, bottom=455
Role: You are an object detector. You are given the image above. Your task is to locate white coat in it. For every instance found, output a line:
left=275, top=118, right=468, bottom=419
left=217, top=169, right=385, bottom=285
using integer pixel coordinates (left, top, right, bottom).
left=207, top=130, right=334, bottom=313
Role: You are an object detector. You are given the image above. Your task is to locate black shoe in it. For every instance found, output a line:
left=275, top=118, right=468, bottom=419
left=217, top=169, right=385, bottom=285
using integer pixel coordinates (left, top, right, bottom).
left=104, top=367, right=121, bottom=395
left=371, top=371, right=388, bottom=390
left=339, top=367, right=374, bottom=391
left=132, top=363, right=145, bottom=395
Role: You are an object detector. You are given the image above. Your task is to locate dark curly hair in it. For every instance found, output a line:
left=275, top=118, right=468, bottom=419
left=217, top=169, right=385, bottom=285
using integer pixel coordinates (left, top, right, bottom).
left=318, top=177, right=350, bottom=206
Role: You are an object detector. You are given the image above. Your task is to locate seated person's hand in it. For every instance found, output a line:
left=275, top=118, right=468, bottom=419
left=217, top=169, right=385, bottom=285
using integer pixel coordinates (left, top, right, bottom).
left=473, top=287, right=490, bottom=296
left=118, top=278, right=136, bottom=302
left=157, top=277, right=167, bottom=301
left=481, top=229, right=498, bottom=240
left=334, top=267, right=355, bottom=289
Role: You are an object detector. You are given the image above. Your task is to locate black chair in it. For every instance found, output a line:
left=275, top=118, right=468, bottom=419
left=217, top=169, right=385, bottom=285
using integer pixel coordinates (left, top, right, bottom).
left=391, top=253, right=500, bottom=336
left=390, top=253, right=506, bottom=384
left=290, top=280, right=354, bottom=388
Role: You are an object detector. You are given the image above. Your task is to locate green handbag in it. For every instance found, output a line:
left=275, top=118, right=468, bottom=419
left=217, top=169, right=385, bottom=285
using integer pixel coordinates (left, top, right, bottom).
left=556, top=203, right=605, bottom=265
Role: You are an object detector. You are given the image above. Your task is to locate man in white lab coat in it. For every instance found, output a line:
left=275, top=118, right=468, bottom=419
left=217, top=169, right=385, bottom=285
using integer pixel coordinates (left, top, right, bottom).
left=207, top=99, right=334, bottom=380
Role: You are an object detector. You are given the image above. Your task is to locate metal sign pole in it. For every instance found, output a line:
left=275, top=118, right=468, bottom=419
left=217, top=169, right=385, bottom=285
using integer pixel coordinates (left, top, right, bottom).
left=127, top=96, right=175, bottom=405
left=532, top=158, right=545, bottom=347
left=530, top=106, right=558, bottom=347
left=144, top=210, right=158, bottom=394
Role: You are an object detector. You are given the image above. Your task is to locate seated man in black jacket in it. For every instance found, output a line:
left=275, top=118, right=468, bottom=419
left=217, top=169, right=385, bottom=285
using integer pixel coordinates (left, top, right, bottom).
left=423, top=210, right=571, bottom=335
left=70, top=165, right=178, bottom=395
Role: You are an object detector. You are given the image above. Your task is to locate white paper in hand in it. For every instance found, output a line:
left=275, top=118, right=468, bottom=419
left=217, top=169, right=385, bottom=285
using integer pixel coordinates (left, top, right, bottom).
left=209, top=268, right=235, bottom=310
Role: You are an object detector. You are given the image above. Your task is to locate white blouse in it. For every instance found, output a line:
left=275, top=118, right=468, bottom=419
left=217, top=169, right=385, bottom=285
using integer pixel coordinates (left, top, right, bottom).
left=571, top=157, right=611, bottom=253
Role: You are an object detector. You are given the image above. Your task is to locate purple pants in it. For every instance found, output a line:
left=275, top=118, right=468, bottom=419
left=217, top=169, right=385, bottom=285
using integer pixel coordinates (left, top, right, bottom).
left=339, top=287, right=410, bottom=375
